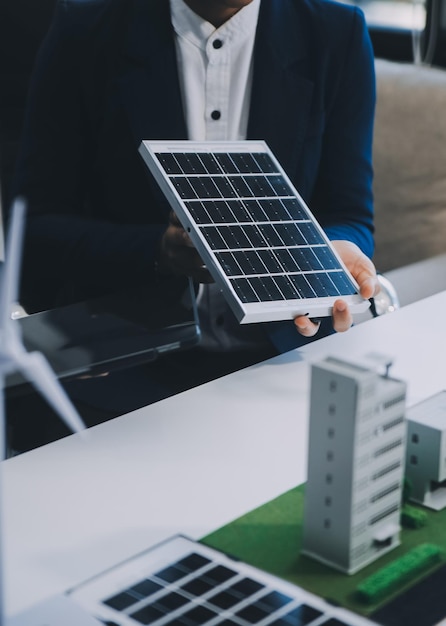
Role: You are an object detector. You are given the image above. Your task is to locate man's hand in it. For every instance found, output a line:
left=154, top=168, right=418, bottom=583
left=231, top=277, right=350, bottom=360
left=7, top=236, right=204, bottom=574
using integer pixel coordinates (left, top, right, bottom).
left=158, top=211, right=214, bottom=283
left=294, top=239, right=378, bottom=337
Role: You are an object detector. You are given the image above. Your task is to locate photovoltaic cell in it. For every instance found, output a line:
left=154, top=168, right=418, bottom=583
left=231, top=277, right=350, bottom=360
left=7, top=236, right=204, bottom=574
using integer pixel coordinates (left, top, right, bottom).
left=70, top=535, right=377, bottom=626
left=139, top=141, right=369, bottom=323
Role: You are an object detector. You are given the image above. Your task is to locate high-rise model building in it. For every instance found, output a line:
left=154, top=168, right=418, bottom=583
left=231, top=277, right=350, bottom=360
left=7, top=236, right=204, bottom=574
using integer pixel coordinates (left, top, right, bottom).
left=302, top=357, right=407, bottom=574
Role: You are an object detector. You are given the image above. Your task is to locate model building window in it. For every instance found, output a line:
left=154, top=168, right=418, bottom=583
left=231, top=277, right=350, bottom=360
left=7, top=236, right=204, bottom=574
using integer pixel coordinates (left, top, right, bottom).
left=327, top=451, right=334, bottom=462
left=383, top=395, right=406, bottom=410
left=410, top=455, right=418, bottom=465
left=326, top=473, right=333, bottom=484
left=329, top=404, right=336, bottom=415
left=325, top=496, right=332, bottom=506
left=324, top=519, right=331, bottom=529
left=411, top=433, right=419, bottom=444
left=382, top=415, right=405, bottom=432
left=327, top=427, right=335, bottom=439
left=329, top=380, right=337, bottom=392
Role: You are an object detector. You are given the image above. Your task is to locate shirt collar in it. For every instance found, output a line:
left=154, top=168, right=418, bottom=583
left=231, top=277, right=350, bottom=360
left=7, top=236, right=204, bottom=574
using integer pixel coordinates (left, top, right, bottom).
left=170, top=0, right=261, bottom=49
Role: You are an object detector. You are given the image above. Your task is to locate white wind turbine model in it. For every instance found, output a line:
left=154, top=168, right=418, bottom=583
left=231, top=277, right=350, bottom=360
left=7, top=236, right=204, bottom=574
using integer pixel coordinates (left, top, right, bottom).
left=0, top=198, right=87, bottom=625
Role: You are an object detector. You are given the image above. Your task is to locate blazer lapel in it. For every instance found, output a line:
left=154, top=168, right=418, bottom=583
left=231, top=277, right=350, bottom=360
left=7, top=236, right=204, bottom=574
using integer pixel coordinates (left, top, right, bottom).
left=116, top=0, right=188, bottom=145
left=115, top=0, right=314, bottom=162
left=248, top=0, right=314, bottom=178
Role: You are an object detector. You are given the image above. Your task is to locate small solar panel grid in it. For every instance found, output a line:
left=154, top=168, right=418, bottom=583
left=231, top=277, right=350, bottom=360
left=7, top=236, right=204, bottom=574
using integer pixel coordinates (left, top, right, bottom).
left=101, top=551, right=318, bottom=624
left=97, top=544, right=367, bottom=626
left=152, top=148, right=358, bottom=310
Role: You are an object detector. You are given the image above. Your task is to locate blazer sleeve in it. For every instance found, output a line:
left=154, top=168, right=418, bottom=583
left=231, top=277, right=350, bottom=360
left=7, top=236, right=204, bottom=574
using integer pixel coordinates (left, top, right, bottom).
left=310, top=6, right=375, bottom=259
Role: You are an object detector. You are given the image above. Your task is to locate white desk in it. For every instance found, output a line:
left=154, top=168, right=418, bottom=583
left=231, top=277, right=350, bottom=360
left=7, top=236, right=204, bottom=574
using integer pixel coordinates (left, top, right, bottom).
left=3, top=291, right=446, bottom=617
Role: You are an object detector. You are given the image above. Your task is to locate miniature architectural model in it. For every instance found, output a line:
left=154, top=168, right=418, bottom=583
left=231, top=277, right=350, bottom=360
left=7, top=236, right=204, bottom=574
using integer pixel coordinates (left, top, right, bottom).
left=405, top=390, right=446, bottom=511
left=302, top=356, right=407, bottom=574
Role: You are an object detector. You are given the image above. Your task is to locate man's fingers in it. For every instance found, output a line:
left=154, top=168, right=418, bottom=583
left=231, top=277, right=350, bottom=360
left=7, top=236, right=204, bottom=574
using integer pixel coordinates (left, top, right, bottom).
left=332, top=299, right=353, bottom=333
left=169, top=211, right=182, bottom=226
left=331, top=240, right=378, bottom=300
left=294, top=315, right=321, bottom=337
left=161, top=230, right=213, bottom=282
left=352, top=255, right=379, bottom=299
left=168, top=211, right=194, bottom=246
left=359, top=274, right=379, bottom=299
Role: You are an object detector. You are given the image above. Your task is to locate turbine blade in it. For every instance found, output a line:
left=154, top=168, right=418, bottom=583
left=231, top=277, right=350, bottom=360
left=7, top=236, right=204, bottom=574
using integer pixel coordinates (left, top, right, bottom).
left=18, top=351, right=86, bottom=435
left=0, top=199, right=86, bottom=437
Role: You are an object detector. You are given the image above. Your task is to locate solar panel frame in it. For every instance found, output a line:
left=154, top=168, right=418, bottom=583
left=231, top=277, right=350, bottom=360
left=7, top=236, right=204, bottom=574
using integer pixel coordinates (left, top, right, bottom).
left=139, top=140, right=370, bottom=324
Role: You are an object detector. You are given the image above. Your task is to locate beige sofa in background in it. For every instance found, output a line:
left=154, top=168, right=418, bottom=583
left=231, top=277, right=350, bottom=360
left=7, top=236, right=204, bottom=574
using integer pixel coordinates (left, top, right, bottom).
left=373, top=59, right=446, bottom=273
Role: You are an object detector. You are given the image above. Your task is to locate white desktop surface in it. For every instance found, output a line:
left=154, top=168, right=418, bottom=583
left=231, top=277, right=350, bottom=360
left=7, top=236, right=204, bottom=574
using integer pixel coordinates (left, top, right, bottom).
left=2, top=291, right=445, bottom=617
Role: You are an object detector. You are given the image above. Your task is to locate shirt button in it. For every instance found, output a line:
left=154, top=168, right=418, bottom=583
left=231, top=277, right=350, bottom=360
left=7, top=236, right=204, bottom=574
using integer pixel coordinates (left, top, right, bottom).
left=213, top=39, right=223, bottom=49
left=211, top=110, right=221, bottom=120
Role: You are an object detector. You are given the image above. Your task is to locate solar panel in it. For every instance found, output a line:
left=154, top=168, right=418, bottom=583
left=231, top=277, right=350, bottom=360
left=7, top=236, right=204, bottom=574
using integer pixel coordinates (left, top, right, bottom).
left=139, top=140, right=370, bottom=324
left=68, top=535, right=378, bottom=625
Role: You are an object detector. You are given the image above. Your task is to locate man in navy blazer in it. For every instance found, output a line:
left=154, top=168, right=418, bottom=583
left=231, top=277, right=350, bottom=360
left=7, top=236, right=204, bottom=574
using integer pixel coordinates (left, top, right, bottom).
left=13, top=0, right=377, bottom=384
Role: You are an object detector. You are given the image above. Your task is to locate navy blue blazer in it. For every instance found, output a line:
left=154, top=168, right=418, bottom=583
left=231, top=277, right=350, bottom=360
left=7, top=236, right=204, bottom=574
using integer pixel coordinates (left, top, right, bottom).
left=14, top=0, right=375, bottom=350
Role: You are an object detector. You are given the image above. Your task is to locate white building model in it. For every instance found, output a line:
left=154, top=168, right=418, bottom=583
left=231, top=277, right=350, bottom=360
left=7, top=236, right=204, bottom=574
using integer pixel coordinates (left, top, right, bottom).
left=301, top=356, right=407, bottom=575
left=405, top=390, right=446, bottom=511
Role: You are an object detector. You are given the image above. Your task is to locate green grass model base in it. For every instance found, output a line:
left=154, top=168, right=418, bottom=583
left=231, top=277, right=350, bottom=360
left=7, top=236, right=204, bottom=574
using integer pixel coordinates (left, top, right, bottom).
left=202, top=484, right=446, bottom=617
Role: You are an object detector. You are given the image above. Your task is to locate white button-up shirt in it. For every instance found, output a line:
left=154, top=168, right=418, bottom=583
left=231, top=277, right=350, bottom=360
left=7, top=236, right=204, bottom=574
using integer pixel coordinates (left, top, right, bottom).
left=170, top=0, right=270, bottom=351
left=170, top=0, right=260, bottom=142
